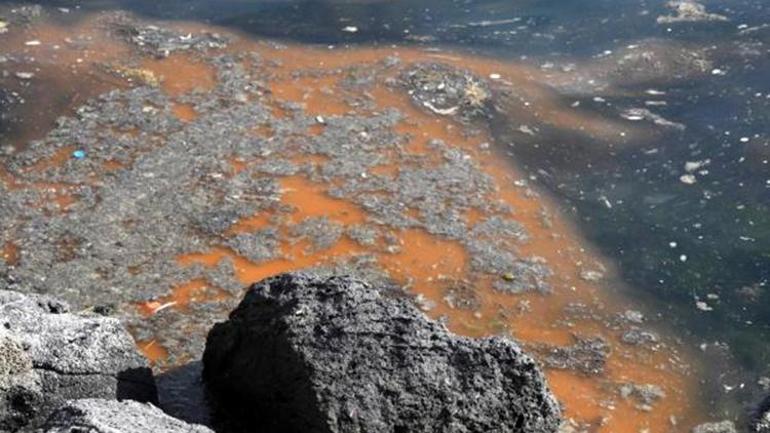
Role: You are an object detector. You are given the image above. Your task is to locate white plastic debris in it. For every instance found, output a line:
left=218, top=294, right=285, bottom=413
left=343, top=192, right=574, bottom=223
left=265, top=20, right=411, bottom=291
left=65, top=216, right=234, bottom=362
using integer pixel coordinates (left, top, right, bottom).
left=621, top=108, right=685, bottom=130
left=695, top=301, right=713, bottom=311
left=518, top=125, right=536, bottom=136
left=24, top=40, right=41, bottom=46
left=684, top=160, right=709, bottom=172
left=580, top=269, right=605, bottom=282
left=422, top=101, right=459, bottom=116
left=151, top=301, right=178, bottom=315
left=680, top=174, right=697, bottom=184
left=341, top=26, right=359, bottom=33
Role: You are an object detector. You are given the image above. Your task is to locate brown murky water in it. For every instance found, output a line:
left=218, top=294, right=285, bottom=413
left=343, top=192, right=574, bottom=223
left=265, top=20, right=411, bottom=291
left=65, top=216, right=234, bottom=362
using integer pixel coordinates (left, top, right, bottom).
left=0, top=13, right=707, bottom=433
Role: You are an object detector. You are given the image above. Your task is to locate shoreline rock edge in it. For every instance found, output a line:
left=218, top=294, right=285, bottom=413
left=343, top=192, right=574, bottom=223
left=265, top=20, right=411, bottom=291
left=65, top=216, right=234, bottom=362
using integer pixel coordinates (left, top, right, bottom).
left=202, top=272, right=561, bottom=433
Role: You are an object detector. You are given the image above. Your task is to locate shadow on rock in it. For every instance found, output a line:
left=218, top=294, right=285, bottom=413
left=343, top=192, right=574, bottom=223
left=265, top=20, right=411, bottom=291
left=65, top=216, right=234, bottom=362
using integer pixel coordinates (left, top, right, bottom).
left=155, top=360, right=212, bottom=428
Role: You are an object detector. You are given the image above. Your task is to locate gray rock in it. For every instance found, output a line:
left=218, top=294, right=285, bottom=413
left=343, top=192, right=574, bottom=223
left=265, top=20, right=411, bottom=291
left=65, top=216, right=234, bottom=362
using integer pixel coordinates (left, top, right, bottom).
left=203, top=272, right=560, bottom=433
left=0, top=291, right=156, bottom=432
left=39, top=399, right=213, bottom=433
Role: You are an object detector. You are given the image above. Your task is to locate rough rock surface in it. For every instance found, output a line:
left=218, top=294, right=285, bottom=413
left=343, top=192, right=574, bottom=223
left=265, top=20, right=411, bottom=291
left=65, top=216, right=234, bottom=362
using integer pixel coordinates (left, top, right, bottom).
left=40, top=398, right=213, bottom=433
left=0, top=290, right=156, bottom=432
left=203, top=272, right=561, bottom=433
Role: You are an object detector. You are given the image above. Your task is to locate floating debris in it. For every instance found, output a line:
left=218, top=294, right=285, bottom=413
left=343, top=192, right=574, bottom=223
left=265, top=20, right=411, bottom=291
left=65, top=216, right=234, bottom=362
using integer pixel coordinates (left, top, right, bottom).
left=579, top=269, right=604, bottom=282
left=619, top=383, right=666, bottom=411
left=621, top=108, right=685, bottom=130
left=695, top=300, right=713, bottom=311
left=112, top=18, right=229, bottom=57
left=108, top=65, right=161, bottom=87
left=401, top=63, right=491, bottom=122
left=533, top=336, right=610, bottom=375
left=691, top=420, right=737, bottom=433
left=645, top=89, right=667, bottom=96
left=657, top=1, right=728, bottom=24
left=685, top=160, right=710, bottom=172
left=621, top=328, right=660, bottom=346
left=621, top=310, right=645, bottom=323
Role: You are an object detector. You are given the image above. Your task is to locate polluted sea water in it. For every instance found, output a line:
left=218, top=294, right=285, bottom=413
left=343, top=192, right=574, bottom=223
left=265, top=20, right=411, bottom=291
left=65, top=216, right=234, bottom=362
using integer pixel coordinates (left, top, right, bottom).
left=1, top=2, right=768, bottom=433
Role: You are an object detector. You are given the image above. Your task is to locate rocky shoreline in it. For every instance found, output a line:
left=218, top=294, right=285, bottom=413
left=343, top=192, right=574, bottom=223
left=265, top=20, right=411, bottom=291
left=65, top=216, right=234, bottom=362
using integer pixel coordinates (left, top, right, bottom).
left=0, top=290, right=156, bottom=431
left=0, top=272, right=561, bottom=433
left=4, top=273, right=761, bottom=433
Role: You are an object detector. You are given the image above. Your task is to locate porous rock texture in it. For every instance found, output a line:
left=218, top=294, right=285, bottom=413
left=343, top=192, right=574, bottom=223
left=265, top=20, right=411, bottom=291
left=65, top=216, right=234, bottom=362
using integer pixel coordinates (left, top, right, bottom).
left=203, top=272, right=561, bottom=433
left=0, top=290, right=156, bottom=432
left=39, top=398, right=213, bottom=433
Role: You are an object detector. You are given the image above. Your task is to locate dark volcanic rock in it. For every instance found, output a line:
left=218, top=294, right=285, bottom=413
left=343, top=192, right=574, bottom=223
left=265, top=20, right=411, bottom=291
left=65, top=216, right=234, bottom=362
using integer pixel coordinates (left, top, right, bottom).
left=40, top=399, right=213, bottom=433
left=0, top=290, right=156, bottom=432
left=203, top=272, right=561, bottom=433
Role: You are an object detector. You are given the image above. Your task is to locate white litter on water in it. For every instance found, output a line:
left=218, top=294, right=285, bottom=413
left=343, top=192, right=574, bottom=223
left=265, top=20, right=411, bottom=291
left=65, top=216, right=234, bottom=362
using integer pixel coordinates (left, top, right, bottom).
left=684, top=160, right=709, bottom=172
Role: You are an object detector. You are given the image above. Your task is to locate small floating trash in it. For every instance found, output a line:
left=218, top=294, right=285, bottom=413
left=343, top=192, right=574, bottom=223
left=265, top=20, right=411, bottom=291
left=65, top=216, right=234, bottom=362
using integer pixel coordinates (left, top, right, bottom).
left=72, top=149, right=86, bottom=159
